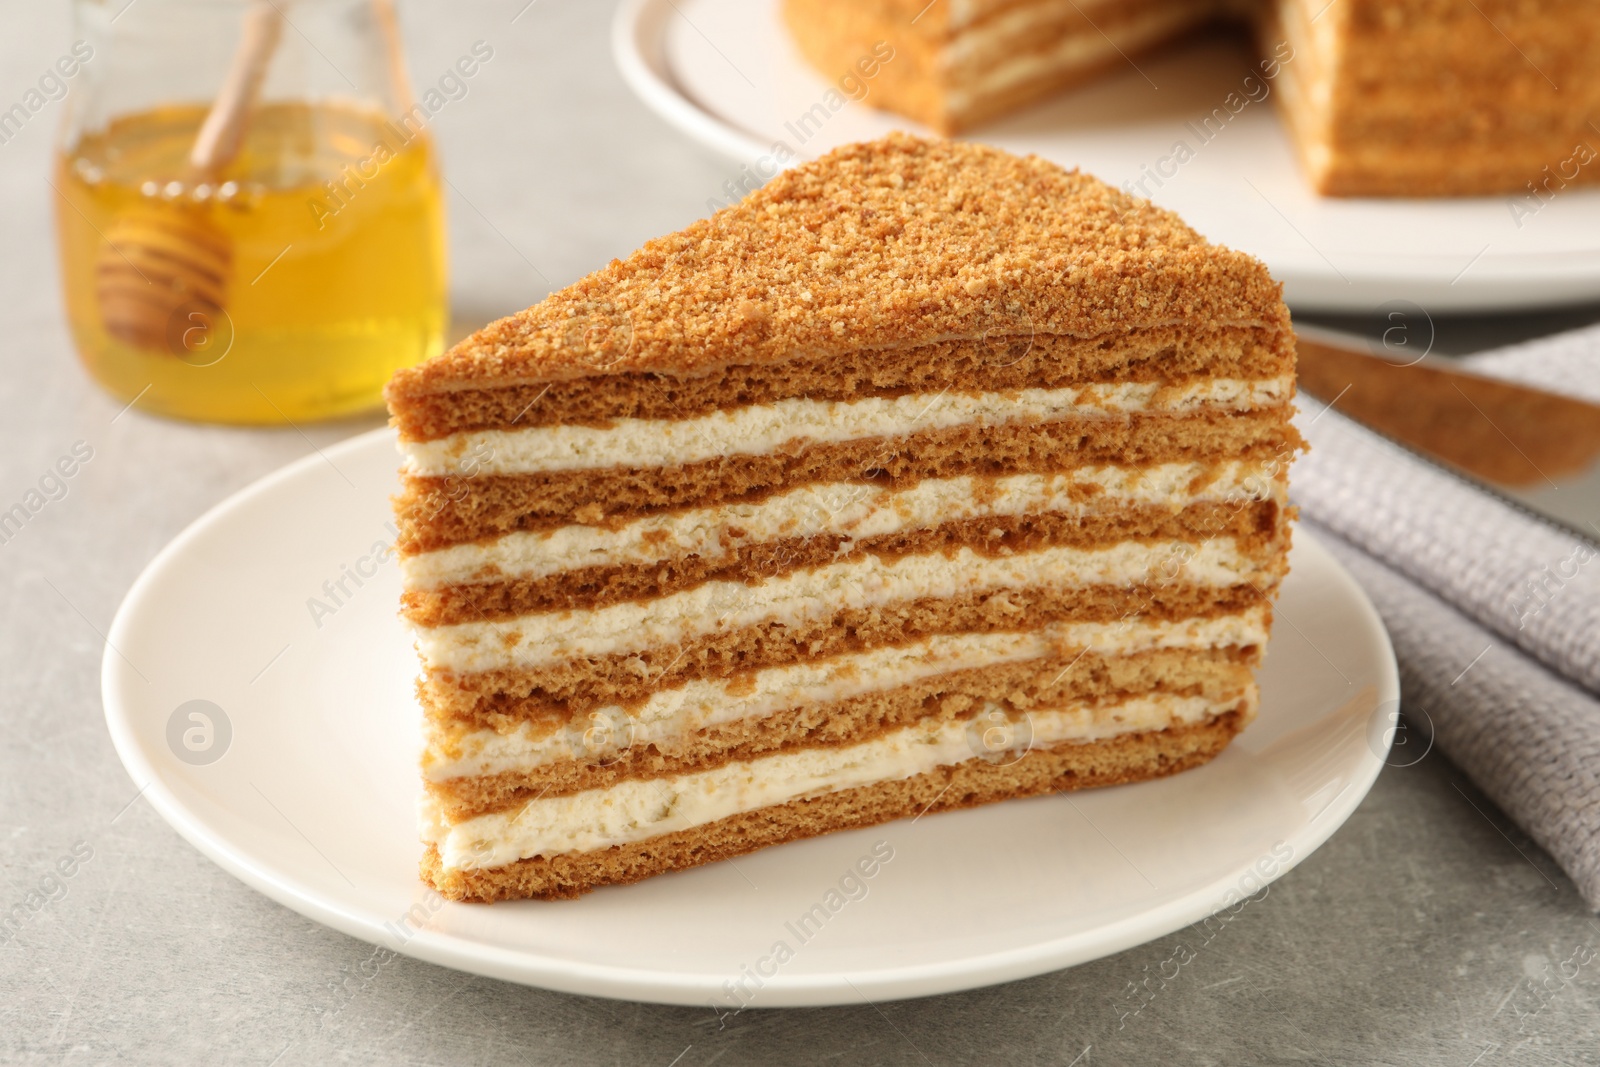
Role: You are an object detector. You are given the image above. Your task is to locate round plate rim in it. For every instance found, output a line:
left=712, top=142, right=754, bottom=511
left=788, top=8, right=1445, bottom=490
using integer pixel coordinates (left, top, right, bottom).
left=610, top=0, right=1600, bottom=315
left=102, top=426, right=1400, bottom=1007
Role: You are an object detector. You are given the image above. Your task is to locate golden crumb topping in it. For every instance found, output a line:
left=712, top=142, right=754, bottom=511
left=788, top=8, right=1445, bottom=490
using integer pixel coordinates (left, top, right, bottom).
left=387, top=133, right=1286, bottom=398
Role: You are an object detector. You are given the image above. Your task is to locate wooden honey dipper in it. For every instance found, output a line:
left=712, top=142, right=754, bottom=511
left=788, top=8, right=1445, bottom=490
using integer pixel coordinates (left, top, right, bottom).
left=96, top=2, right=283, bottom=353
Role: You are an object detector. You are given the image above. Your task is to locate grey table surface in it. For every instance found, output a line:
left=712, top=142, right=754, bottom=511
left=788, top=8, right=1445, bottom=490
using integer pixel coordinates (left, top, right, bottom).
left=6, top=2, right=1600, bottom=1064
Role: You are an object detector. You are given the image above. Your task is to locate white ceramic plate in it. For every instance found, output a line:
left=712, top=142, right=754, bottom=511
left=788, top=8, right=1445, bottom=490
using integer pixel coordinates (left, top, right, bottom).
left=103, top=427, right=1398, bottom=1007
left=613, top=0, right=1600, bottom=315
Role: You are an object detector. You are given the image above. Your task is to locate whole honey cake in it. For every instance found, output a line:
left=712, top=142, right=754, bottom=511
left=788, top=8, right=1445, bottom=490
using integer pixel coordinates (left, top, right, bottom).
left=781, top=0, right=1600, bottom=197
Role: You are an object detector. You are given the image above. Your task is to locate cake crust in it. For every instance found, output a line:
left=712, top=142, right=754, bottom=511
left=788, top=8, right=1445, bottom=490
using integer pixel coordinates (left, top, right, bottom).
left=385, top=135, right=1289, bottom=399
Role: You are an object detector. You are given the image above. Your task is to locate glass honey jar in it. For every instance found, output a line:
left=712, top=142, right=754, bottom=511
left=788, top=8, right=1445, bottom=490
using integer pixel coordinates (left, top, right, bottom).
left=54, top=0, right=447, bottom=424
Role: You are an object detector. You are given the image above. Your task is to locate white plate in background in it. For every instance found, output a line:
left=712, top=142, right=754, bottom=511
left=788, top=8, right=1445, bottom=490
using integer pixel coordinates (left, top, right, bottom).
left=613, top=0, right=1600, bottom=315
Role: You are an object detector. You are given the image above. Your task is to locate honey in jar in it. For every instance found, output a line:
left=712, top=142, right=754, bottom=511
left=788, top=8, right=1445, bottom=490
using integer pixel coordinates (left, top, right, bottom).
left=56, top=102, right=445, bottom=423
left=53, top=0, right=446, bottom=424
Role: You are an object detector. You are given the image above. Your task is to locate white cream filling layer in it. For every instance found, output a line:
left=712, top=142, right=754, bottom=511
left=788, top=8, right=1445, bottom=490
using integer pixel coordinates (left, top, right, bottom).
left=946, top=2, right=1216, bottom=106
left=946, top=0, right=1124, bottom=65
left=402, top=378, right=1294, bottom=477
left=423, top=606, right=1269, bottom=781
left=422, top=691, right=1247, bottom=869
left=402, top=462, right=1284, bottom=590
left=416, top=538, right=1266, bottom=673
left=945, top=0, right=1156, bottom=32
left=1271, top=0, right=1336, bottom=149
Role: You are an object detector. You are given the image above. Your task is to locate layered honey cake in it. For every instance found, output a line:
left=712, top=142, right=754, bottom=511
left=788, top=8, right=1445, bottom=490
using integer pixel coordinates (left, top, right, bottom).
left=386, top=134, right=1301, bottom=902
left=782, top=0, right=1600, bottom=196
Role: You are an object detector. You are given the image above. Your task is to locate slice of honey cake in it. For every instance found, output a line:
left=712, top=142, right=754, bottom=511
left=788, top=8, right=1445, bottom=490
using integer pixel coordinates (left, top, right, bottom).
left=386, top=134, right=1300, bottom=902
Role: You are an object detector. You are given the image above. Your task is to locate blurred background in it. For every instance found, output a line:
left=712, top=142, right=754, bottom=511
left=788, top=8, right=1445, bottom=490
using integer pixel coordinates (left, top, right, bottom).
left=5, top=1, right=1600, bottom=1063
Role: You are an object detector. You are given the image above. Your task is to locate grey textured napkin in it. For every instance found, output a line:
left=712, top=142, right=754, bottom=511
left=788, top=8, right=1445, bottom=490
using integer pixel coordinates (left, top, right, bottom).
left=1293, top=346, right=1600, bottom=695
left=1310, top=525, right=1600, bottom=907
left=1461, top=322, right=1600, bottom=407
left=1288, top=322, right=1600, bottom=906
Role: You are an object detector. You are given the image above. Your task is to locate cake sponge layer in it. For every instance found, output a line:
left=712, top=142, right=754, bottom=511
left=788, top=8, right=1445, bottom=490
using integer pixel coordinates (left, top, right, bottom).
left=423, top=579, right=1276, bottom=727
left=403, top=459, right=1277, bottom=589
left=396, top=408, right=1300, bottom=550
left=402, top=379, right=1291, bottom=478
left=389, top=325, right=1291, bottom=440
left=422, top=709, right=1243, bottom=901
left=427, top=646, right=1259, bottom=818
left=406, top=497, right=1282, bottom=625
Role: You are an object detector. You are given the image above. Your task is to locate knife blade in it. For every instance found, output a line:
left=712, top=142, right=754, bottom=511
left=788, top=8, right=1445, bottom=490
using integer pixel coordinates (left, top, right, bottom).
left=1293, top=325, right=1600, bottom=545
